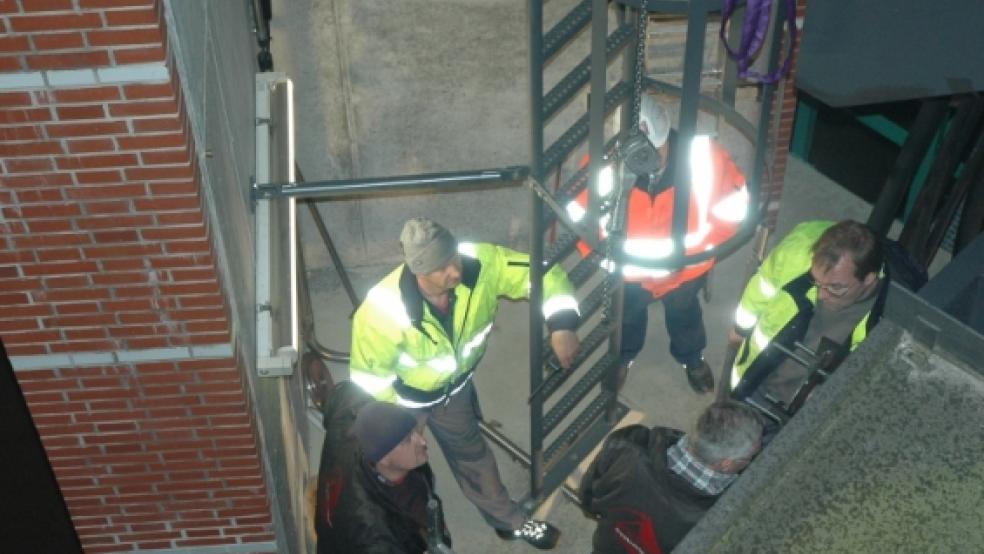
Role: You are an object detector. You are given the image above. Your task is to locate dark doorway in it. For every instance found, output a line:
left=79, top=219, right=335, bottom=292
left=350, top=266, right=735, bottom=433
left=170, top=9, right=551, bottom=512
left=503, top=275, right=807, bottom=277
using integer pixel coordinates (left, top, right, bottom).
left=802, top=92, right=921, bottom=206
left=0, top=339, right=83, bottom=552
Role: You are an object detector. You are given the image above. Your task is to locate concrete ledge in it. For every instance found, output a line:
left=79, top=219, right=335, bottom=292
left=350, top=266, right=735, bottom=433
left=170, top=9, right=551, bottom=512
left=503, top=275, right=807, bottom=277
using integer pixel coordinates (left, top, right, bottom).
left=129, top=542, right=278, bottom=554
left=10, top=343, right=235, bottom=372
left=0, top=62, right=169, bottom=92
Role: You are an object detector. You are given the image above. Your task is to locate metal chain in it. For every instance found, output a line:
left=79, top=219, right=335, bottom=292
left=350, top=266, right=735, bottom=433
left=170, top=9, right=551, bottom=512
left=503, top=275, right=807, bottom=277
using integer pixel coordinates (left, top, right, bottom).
left=629, top=0, right=650, bottom=133
left=603, top=0, right=649, bottom=326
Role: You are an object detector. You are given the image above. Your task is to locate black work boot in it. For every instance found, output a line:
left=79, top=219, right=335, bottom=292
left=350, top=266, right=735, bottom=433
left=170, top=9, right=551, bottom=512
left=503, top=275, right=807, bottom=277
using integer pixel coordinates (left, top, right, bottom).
left=495, top=519, right=561, bottom=550
left=684, top=359, right=715, bottom=394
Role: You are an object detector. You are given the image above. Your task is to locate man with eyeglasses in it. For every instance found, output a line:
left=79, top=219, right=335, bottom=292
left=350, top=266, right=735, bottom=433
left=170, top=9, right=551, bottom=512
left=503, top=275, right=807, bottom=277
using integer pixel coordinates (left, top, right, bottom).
left=725, top=220, right=889, bottom=439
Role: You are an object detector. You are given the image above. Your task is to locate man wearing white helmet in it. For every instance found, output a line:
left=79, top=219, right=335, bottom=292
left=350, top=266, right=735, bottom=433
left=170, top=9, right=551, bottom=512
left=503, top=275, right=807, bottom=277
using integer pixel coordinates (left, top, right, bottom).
left=567, top=96, right=749, bottom=394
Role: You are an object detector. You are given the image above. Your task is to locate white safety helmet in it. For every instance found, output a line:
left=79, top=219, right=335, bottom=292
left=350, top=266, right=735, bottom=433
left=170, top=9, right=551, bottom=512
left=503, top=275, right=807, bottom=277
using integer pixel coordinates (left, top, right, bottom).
left=638, top=95, right=670, bottom=149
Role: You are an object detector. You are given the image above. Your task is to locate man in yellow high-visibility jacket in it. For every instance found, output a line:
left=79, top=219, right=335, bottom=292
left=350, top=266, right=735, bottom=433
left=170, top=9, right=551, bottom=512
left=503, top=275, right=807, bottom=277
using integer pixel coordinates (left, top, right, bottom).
left=350, top=217, right=581, bottom=550
left=728, top=220, right=887, bottom=435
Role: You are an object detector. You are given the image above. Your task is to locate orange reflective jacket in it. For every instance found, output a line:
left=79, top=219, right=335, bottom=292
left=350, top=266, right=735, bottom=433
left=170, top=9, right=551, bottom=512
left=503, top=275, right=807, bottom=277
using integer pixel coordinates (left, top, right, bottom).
left=568, top=136, right=747, bottom=299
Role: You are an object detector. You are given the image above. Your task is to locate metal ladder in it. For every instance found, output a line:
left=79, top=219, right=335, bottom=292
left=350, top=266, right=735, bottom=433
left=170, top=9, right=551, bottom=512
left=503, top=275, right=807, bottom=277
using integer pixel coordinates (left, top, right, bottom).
left=516, top=0, right=780, bottom=508
left=518, top=0, right=641, bottom=507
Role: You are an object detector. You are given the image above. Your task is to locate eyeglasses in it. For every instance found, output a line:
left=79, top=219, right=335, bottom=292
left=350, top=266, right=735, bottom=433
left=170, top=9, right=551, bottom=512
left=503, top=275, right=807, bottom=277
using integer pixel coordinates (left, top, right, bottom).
left=809, top=273, right=854, bottom=298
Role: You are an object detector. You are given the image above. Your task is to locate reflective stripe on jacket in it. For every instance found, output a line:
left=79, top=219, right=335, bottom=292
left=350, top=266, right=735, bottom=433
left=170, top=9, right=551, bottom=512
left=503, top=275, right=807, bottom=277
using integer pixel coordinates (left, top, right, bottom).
left=349, top=241, right=579, bottom=407
left=568, top=134, right=748, bottom=299
left=730, top=220, right=875, bottom=389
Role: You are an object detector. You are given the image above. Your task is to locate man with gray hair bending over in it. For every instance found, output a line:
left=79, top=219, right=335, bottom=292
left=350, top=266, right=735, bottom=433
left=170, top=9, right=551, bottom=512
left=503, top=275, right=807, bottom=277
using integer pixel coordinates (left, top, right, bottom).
left=579, top=401, right=763, bottom=553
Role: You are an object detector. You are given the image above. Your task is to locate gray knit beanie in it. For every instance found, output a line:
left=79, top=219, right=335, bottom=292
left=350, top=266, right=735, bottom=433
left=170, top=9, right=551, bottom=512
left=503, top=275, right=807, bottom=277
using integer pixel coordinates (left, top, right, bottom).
left=400, top=217, right=457, bottom=275
left=353, top=401, right=418, bottom=464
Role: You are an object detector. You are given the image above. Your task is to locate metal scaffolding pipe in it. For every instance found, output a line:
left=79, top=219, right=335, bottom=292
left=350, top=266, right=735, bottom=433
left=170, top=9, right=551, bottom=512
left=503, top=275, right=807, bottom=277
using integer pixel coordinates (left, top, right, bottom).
left=252, top=166, right=529, bottom=200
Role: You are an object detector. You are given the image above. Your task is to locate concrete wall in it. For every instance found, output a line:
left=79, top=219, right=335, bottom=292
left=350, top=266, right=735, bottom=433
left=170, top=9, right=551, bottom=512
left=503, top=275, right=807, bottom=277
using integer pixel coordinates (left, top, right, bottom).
left=274, top=1, right=790, bottom=276
left=167, top=2, right=315, bottom=553
left=166, top=0, right=257, bottom=365
left=274, top=0, right=544, bottom=272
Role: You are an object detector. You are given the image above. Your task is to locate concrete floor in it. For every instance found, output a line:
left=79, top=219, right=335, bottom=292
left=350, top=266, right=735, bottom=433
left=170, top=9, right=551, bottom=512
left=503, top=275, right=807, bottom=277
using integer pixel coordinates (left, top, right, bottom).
left=270, top=1, right=914, bottom=552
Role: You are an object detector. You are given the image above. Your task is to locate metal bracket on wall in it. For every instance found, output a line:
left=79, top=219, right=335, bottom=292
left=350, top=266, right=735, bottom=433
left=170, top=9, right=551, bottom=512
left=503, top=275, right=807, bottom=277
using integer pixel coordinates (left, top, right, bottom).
left=255, top=73, right=299, bottom=377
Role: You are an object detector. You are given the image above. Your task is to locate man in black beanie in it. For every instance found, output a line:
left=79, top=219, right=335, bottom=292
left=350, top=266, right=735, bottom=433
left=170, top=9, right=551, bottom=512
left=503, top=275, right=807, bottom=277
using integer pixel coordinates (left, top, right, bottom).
left=315, top=383, right=451, bottom=554
left=350, top=217, right=581, bottom=549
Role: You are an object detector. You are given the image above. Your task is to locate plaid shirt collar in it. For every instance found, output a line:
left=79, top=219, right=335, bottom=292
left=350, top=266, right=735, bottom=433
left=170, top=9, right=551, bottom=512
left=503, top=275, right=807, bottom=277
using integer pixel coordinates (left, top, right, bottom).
left=667, top=435, right=737, bottom=496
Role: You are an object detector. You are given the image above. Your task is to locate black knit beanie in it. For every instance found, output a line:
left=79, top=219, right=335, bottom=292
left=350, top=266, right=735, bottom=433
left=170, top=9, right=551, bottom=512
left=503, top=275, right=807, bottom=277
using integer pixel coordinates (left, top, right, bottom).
left=352, top=401, right=418, bottom=464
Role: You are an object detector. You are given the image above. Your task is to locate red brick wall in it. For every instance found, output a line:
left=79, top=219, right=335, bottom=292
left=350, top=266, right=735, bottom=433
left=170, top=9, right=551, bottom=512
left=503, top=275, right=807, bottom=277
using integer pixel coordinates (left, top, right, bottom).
left=0, top=1, right=275, bottom=551
left=763, top=0, right=808, bottom=230
left=0, top=78, right=226, bottom=355
left=15, top=356, right=274, bottom=552
left=0, top=0, right=166, bottom=70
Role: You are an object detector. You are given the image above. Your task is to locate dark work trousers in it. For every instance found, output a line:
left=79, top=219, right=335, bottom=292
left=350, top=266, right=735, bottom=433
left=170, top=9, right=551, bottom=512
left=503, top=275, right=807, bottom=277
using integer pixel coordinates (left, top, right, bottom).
left=413, top=379, right=524, bottom=532
left=620, top=274, right=708, bottom=368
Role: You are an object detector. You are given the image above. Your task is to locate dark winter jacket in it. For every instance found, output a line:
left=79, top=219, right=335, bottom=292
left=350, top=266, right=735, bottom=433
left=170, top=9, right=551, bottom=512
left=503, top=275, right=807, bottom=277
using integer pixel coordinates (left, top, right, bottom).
left=579, top=425, right=718, bottom=553
left=315, top=381, right=449, bottom=554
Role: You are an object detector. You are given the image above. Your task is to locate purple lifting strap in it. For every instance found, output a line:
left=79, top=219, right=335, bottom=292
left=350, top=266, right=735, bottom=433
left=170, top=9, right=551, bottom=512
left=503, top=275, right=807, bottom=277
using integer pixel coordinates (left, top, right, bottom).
left=719, top=0, right=798, bottom=84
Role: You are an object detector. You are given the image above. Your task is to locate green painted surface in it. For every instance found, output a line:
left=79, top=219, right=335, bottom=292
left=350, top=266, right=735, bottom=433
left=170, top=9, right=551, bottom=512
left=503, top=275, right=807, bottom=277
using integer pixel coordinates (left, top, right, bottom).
left=790, top=98, right=817, bottom=160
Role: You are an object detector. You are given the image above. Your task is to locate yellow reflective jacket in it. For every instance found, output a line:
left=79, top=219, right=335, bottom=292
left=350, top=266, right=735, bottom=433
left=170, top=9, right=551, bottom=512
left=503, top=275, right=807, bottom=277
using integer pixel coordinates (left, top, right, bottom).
left=730, top=221, right=884, bottom=390
left=350, top=242, right=579, bottom=407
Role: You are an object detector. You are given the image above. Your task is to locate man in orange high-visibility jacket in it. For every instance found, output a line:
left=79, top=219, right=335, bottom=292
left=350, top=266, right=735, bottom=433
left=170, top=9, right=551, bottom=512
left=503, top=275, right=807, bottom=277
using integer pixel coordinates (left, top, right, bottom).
left=567, top=97, right=749, bottom=393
